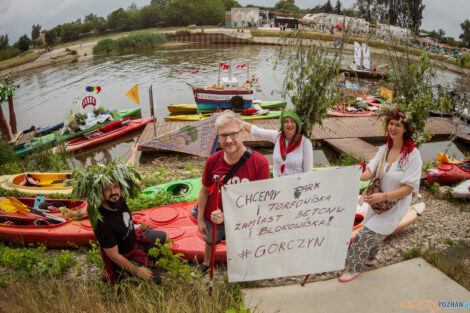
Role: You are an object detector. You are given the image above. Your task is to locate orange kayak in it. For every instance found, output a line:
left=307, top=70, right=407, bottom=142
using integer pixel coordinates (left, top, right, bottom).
left=133, top=202, right=366, bottom=263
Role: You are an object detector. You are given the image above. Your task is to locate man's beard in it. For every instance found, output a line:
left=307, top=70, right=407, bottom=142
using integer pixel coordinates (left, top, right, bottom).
left=105, top=196, right=127, bottom=211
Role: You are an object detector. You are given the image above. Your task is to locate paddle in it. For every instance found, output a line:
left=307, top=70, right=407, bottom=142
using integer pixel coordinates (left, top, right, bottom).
left=1, top=197, right=66, bottom=223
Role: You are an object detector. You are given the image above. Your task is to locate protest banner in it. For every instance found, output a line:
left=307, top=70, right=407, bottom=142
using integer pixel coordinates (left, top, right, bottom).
left=222, top=166, right=361, bottom=282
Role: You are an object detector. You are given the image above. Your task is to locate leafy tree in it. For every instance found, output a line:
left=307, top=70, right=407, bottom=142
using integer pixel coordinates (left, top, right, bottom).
left=31, top=24, right=41, bottom=40
left=61, top=23, right=80, bottom=42
left=84, top=13, right=98, bottom=22
left=79, top=22, right=94, bottom=34
left=44, top=29, right=56, bottom=46
left=460, top=19, right=470, bottom=48
left=335, top=0, right=342, bottom=14
left=222, top=0, right=241, bottom=10
left=323, top=0, right=333, bottom=13
left=139, top=5, right=161, bottom=28
left=274, top=0, right=299, bottom=12
left=107, top=8, right=135, bottom=31
left=403, top=0, right=424, bottom=34
left=128, top=2, right=138, bottom=12
left=162, top=0, right=225, bottom=26
left=93, top=17, right=108, bottom=34
left=355, top=0, right=374, bottom=21
left=17, top=35, right=30, bottom=52
left=151, top=0, right=171, bottom=8
left=0, top=34, right=8, bottom=49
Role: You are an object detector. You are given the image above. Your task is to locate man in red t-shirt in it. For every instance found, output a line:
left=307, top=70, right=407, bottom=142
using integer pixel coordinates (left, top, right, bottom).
left=196, top=111, right=270, bottom=272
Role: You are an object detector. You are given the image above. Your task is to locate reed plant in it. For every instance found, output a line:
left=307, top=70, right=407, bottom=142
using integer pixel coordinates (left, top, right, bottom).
left=93, top=31, right=167, bottom=54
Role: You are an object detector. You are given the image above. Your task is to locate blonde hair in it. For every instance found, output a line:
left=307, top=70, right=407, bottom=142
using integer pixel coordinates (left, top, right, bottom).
left=215, top=111, right=243, bottom=132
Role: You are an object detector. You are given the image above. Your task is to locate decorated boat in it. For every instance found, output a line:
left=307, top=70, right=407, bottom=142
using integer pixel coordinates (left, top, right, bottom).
left=0, top=173, right=72, bottom=195
left=65, top=117, right=152, bottom=152
left=0, top=197, right=87, bottom=219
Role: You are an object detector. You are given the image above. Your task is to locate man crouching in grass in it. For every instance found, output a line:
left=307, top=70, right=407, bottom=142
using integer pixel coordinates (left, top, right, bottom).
left=72, top=155, right=167, bottom=284
left=94, top=181, right=168, bottom=284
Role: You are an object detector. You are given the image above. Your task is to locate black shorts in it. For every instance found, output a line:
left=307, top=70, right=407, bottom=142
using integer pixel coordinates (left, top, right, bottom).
left=137, top=229, right=167, bottom=254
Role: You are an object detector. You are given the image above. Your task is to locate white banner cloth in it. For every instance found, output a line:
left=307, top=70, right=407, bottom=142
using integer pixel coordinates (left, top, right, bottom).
left=222, top=166, right=362, bottom=282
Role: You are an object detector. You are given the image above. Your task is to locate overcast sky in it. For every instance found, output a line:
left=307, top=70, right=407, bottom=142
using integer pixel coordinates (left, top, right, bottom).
left=0, top=0, right=467, bottom=43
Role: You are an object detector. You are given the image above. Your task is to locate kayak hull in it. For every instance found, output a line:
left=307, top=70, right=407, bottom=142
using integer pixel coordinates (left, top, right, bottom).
left=167, top=100, right=287, bottom=114
left=142, top=177, right=202, bottom=202
left=427, top=161, right=470, bottom=185
left=0, top=173, right=72, bottom=195
left=165, top=111, right=281, bottom=122
left=0, top=218, right=95, bottom=248
left=66, top=118, right=152, bottom=152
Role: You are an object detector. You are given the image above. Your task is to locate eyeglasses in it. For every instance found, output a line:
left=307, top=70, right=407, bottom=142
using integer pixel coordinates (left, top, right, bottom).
left=218, top=129, right=243, bottom=140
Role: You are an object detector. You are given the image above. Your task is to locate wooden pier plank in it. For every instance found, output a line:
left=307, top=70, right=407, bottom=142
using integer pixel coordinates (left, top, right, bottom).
left=324, top=138, right=378, bottom=162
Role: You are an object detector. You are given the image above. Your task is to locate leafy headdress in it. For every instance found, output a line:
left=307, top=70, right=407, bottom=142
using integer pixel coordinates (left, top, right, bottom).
left=71, top=160, right=141, bottom=228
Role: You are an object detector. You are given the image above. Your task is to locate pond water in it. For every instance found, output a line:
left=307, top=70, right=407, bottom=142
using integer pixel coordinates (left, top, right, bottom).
left=8, top=43, right=469, bottom=167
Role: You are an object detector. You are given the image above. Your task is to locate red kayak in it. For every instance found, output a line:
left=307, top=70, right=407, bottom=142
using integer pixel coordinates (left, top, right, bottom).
left=0, top=218, right=95, bottom=248
left=0, top=197, right=87, bottom=219
left=0, top=197, right=94, bottom=248
left=66, top=117, right=152, bottom=152
left=132, top=202, right=366, bottom=263
left=427, top=161, right=470, bottom=185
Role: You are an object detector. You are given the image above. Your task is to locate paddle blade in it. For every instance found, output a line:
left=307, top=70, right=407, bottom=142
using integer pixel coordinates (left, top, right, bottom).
left=0, top=199, right=19, bottom=213
left=6, top=197, right=31, bottom=214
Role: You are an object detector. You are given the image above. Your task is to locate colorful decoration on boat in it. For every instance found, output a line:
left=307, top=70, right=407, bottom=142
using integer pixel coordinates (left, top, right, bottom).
left=81, top=96, right=97, bottom=109
left=126, top=84, right=139, bottom=105
left=140, top=114, right=219, bottom=157
left=86, top=86, right=101, bottom=94
left=380, top=87, right=394, bottom=101
left=435, top=152, right=461, bottom=164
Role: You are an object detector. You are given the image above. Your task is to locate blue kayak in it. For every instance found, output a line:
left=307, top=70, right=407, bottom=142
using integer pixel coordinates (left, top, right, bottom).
left=36, top=122, right=64, bottom=136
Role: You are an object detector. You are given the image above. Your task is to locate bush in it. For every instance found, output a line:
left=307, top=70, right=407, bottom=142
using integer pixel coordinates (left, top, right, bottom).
left=17, top=35, right=30, bottom=52
left=93, top=31, right=167, bottom=54
left=93, top=38, right=116, bottom=54
left=0, top=46, right=20, bottom=61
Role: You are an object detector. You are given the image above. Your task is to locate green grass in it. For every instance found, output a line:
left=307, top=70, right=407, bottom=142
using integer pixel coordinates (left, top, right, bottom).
left=0, top=51, right=38, bottom=71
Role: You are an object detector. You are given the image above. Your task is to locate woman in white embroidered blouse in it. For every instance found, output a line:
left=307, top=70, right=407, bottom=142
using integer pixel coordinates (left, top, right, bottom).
left=243, top=109, right=313, bottom=177
left=339, top=108, right=422, bottom=282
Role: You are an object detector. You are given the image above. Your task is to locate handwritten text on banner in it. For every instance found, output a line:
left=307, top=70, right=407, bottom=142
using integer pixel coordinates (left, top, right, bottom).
left=222, top=166, right=362, bottom=282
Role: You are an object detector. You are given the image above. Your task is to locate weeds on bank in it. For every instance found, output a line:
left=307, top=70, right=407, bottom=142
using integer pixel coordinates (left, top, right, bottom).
left=93, top=31, right=167, bottom=54
left=0, top=244, right=76, bottom=280
left=402, top=241, right=470, bottom=290
left=0, top=139, right=73, bottom=175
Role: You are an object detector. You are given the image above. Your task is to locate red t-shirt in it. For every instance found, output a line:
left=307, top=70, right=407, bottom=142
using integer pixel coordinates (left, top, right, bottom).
left=202, top=149, right=270, bottom=224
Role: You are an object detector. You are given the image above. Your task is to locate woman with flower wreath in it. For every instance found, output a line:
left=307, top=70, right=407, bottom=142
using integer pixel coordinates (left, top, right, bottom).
left=243, top=109, right=313, bottom=177
left=339, top=106, right=423, bottom=282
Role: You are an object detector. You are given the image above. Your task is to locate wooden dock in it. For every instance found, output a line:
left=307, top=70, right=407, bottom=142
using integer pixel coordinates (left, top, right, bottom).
left=137, top=116, right=470, bottom=162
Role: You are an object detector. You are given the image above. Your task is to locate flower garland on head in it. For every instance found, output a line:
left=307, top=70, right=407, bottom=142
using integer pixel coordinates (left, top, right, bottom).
left=379, top=104, right=416, bottom=167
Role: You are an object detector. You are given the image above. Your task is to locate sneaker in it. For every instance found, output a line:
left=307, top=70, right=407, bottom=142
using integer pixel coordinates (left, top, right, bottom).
left=191, top=264, right=210, bottom=277
left=338, top=271, right=360, bottom=282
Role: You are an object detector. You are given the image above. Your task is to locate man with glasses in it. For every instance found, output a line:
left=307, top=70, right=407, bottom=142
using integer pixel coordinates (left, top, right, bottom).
left=196, top=111, right=270, bottom=273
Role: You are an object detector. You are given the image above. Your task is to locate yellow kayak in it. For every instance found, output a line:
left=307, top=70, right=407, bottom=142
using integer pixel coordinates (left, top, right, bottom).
left=167, top=100, right=287, bottom=115
left=0, top=173, right=72, bottom=195
left=167, top=104, right=198, bottom=114
left=165, top=111, right=281, bottom=122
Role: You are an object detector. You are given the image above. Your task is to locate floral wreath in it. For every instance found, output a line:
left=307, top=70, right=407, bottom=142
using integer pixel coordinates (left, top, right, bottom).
left=377, top=103, right=432, bottom=147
